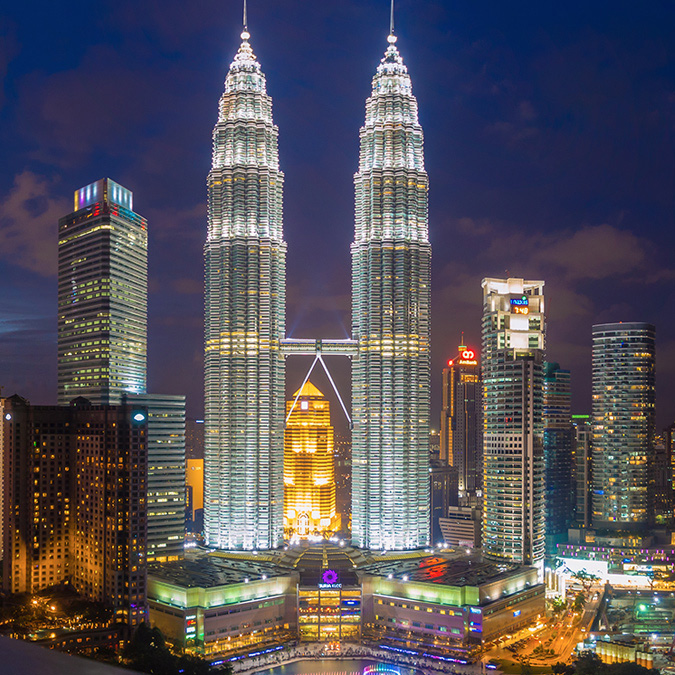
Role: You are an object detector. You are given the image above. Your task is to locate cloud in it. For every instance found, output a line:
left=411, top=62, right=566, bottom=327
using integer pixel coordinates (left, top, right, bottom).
left=17, top=44, right=189, bottom=168
left=0, top=171, right=68, bottom=276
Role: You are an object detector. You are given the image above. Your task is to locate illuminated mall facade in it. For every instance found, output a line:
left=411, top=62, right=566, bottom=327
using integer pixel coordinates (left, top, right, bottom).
left=148, top=545, right=544, bottom=662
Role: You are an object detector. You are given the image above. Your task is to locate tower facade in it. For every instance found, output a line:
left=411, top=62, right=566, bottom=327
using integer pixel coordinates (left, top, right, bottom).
left=204, top=28, right=286, bottom=549
left=283, top=382, right=338, bottom=538
left=543, top=362, right=573, bottom=554
left=572, top=414, right=592, bottom=528
left=351, top=31, right=431, bottom=550
left=58, top=178, right=147, bottom=405
left=125, top=394, right=186, bottom=561
left=591, top=322, right=655, bottom=530
left=481, top=278, right=546, bottom=572
left=440, top=344, right=482, bottom=497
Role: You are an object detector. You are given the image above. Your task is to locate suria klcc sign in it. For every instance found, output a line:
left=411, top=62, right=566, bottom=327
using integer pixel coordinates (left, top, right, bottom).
left=319, top=569, right=342, bottom=589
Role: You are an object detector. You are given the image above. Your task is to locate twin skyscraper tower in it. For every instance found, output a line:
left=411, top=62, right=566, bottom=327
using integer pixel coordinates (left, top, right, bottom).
left=204, top=12, right=431, bottom=551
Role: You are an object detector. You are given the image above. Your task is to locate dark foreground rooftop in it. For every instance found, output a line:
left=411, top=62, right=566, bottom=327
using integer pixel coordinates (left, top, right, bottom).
left=0, top=636, right=141, bottom=675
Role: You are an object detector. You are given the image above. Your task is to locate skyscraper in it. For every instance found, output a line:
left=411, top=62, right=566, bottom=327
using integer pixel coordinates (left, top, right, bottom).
left=283, top=381, right=338, bottom=538
left=351, top=25, right=431, bottom=550
left=2, top=395, right=148, bottom=626
left=592, top=322, right=655, bottom=530
left=543, top=362, right=573, bottom=554
left=58, top=178, right=147, bottom=405
left=440, top=344, right=482, bottom=497
left=204, top=23, right=286, bottom=549
left=572, top=414, right=592, bottom=529
left=125, top=394, right=186, bottom=562
left=482, top=278, right=546, bottom=572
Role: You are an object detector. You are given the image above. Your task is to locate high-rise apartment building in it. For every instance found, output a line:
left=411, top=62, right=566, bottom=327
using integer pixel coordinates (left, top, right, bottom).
left=482, top=278, right=546, bottom=573
left=543, top=362, right=573, bottom=554
left=58, top=178, right=147, bottom=405
left=351, top=29, right=431, bottom=550
left=2, top=395, right=148, bottom=626
left=592, top=322, right=655, bottom=530
left=203, top=25, right=286, bottom=551
left=125, top=395, right=186, bottom=561
left=572, top=414, right=592, bottom=529
left=440, top=344, right=482, bottom=496
left=283, top=382, right=338, bottom=538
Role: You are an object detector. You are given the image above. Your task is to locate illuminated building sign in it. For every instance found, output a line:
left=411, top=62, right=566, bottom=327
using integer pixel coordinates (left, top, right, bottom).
left=457, top=349, right=478, bottom=366
left=318, top=568, right=342, bottom=589
left=511, top=296, right=530, bottom=315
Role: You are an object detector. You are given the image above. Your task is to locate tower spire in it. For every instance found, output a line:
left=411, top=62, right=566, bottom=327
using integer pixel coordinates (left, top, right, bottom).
left=390, top=0, right=395, bottom=36
left=243, top=0, right=248, bottom=31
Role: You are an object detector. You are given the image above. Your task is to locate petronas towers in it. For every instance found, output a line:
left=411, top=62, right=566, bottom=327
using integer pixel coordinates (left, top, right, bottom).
left=204, top=28, right=286, bottom=550
left=204, top=14, right=430, bottom=551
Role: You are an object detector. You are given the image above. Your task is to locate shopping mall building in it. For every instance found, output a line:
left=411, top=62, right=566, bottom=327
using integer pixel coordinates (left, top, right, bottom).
left=147, top=543, right=545, bottom=662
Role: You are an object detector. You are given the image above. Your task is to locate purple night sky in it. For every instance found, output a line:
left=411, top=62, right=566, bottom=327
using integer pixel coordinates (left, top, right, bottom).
left=1, top=1, right=674, bottom=432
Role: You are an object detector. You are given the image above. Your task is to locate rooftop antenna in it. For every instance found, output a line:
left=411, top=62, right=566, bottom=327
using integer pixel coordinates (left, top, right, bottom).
left=243, top=0, right=248, bottom=31
left=390, top=0, right=395, bottom=36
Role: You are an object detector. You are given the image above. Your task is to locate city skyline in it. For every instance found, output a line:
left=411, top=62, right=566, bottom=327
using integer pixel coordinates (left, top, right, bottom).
left=1, top=1, right=675, bottom=429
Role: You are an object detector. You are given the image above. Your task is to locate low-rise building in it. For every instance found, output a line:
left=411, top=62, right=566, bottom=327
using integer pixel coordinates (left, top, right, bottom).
left=360, top=555, right=544, bottom=650
left=147, top=544, right=544, bottom=661
left=147, top=555, right=298, bottom=658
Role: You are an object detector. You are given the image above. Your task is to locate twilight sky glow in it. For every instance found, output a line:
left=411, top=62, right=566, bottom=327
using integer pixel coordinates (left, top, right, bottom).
left=1, top=1, right=674, bottom=430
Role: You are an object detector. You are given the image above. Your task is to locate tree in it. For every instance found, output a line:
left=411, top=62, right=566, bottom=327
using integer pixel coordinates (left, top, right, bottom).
left=123, top=623, right=225, bottom=675
left=551, top=597, right=567, bottom=613
left=553, top=662, right=575, bottom=675
left=574, top=651, right=605, bottom=675
left=573, top=592, right=587, bottom=613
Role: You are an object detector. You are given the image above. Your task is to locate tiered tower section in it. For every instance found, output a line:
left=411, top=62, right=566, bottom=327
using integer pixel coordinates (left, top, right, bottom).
left=204, top=30, right=286, bottom=550
left=351, top=34, right=431, bottom=550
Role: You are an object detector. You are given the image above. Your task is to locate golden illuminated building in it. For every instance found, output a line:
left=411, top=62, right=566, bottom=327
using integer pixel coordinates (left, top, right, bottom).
left=284, top=382, right=339, bottom=537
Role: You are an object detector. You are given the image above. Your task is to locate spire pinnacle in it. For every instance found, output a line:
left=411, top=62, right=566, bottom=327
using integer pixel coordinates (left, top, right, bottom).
left=390, top=0, right=395, bottom=36
left=240, top=0, right=250, bottom=42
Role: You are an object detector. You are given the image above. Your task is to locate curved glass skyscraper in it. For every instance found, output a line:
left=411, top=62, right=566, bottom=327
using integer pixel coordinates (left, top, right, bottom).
left=351, top=31, right=431, bottom=550
left=204, top=27, right=286, bottom=550
left=592, top=322, right=655, bottom=529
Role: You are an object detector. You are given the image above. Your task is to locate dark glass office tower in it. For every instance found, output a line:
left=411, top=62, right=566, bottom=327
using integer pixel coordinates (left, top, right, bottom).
left=543, top=362, right=573, bottom=554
